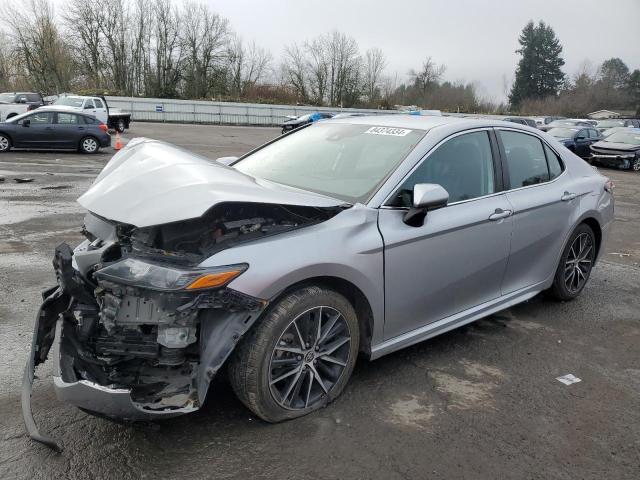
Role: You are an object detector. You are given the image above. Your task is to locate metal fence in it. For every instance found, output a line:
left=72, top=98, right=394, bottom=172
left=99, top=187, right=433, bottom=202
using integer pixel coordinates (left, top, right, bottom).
left=105, top=96, right=402, bottom=126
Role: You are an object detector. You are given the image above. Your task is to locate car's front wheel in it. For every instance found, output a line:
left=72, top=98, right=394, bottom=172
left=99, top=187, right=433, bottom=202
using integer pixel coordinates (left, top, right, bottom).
left=632, top=157, right=640, bottom=172
left=0, top=133, right=11, bottom=153
left=79, top=136, right=100, bottom=154
left=229, top=286, right=359, bottom=422
left=550, top=223, right=596, bottom=301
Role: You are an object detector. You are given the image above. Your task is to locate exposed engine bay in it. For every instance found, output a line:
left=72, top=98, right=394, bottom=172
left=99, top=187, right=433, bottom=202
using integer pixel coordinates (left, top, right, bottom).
left=118, top=202, right=342, bottom=265
left=23, top=201, right=342, bottom=451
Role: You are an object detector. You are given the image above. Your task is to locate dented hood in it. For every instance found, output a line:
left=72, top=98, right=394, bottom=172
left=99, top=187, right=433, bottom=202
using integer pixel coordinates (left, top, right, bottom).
left=78, top=138, right=343, bottom=227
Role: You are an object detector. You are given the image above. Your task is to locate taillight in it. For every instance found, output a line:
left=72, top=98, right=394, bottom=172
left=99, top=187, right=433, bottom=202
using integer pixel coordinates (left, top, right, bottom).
left=98, top=123, right=108, bottom=132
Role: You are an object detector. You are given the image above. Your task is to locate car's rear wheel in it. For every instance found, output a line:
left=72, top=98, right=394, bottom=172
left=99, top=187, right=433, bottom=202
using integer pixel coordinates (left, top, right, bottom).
left=79, top=136, right=99, bottom=154
left=0, top=133, right=11, bottom=153
left=550, top=224, right=596, bottom=301
left=229, top=286, right=359, bottom=422
left=116, top=118, right=126, bottom=133
left=632, top=157, right=640, bottom=172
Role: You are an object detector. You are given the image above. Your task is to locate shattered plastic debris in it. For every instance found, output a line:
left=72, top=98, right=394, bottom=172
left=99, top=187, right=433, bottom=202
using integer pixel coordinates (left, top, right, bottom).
left=556, top=374, right=582, bottom=385
left=14, top=178, right=35, bottom=183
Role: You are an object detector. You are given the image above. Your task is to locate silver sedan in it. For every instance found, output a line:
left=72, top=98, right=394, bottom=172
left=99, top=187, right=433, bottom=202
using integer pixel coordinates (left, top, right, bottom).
left=24, top=116, right=614, bottom=450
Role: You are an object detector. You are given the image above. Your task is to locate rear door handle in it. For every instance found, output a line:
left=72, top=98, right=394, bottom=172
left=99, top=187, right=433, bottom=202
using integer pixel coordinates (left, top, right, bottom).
left=561, top=192, right=577, bottom=201
left=488, top=208, right=512, bottom=221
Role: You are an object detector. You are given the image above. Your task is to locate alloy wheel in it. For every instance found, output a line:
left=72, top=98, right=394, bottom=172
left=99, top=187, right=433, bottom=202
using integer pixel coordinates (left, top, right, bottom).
left=82, top=138, right=98, bottom=153
left=0, top=136, right=9, bottom=151
left=564, top=232, right=594, bottom=293
left=269, top=306, right=351, bottom=410
left=633, top=158, right=640, bottom=172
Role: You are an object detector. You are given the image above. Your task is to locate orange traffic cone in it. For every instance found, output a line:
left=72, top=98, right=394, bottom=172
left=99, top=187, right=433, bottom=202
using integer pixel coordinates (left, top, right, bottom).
left=114, top=131, right=123, bottom=151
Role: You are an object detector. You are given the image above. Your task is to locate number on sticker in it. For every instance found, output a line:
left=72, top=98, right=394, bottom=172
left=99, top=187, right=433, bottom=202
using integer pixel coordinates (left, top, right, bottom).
left=365, top=127, right=412, bottom=137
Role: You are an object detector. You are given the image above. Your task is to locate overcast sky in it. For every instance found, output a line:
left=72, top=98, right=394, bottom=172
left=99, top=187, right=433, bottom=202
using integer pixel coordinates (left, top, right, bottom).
left=205, top=0, right=640, bottom=102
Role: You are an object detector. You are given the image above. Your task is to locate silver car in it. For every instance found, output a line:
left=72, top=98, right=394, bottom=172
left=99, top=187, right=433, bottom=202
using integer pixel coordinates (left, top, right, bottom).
left=23, top=116, right=614, bottom=450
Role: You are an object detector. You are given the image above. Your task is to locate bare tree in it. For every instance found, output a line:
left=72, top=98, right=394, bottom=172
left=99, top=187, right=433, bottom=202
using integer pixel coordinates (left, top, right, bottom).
left=150, top=0, right=182, bottom=97
left=180, top=1, right=230, bottom=99
left=2, top=0, right=74, bottom=94
left=410, top=57, right=446, bottom=95
left=64, top=2, right=104, bottom=89
left=282, top=43, right=308, bottom=102
left=325, top=31, right=361, bottom=107
left=304, top=37, right=329, bottom=104
left=363, top=48, right=387, bottom=104
left=99, top=1, right=131, bottom=93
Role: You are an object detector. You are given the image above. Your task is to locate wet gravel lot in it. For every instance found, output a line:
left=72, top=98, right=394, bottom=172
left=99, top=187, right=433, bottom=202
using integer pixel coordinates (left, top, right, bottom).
left=1, top=123, right=639, bottom=480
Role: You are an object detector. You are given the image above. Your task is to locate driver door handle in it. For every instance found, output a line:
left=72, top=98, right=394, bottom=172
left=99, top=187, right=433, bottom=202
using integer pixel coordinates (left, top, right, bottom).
left=488, top=208, right=512, bottom=221
left=561, top=192, right=577, bottom=202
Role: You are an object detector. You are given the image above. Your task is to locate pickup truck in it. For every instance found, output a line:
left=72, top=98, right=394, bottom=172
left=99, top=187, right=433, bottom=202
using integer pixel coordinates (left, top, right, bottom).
left=0, top=92, right=45, bottom=121
left=39, top=95, right=132, bottom=132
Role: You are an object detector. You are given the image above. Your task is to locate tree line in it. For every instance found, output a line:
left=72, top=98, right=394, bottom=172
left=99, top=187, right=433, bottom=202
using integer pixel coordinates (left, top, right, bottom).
left=0, top=1, right=637, bottom=116
left=509, top=21, right=639, bottom=116
left=0, top=0, right=489, bottom=111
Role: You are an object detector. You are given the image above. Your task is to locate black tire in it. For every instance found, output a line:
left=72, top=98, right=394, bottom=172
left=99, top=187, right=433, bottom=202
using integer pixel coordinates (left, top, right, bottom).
left=228, top=286, right=359, bottom=422
left=6, top=113, right=17, bottom=120
left=0, top=133, right=11, bottom=153
left=116, top=118, right=126, bottom=133
left=550, top=224, right=596, bottom=301
left=632, top=157, right=640, bottom=172
left=79, top=136, right=100, bottom=154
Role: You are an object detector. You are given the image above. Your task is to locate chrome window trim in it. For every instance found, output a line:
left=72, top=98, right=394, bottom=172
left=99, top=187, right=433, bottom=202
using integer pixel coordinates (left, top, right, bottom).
left=378, top=127, right=500, bottom=208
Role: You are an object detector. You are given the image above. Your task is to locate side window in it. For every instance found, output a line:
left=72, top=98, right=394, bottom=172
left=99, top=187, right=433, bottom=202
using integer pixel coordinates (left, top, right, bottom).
left=81, top=116, right=96, bottom=124
left=94, top=98, right=104, bottom=109
left=576, top=129, right=587, bottom=139
left=56, top=113, right=79, bottom=124
left=84, top=99, right=95, bottom=109
left=28, top=112, right=53, bottom=124
left=589, top=129, right=599, bottom=139
left=544, top=144, right=564, bottom=180
left=16, top=94, right=28, bottom=103
left=392, top=131, right=496, bottom=205
left=500, top=130, right=549, bottom=188
left=26, top=94, right=41, bottom=102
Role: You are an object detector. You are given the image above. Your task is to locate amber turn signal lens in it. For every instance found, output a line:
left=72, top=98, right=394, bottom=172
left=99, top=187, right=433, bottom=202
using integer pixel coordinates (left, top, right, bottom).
left=185, top=270, right=243, bottom=290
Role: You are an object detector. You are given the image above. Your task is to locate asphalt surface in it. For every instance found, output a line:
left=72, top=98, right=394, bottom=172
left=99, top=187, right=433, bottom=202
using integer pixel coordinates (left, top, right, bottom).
left=0, top=123, right=638, bottom=480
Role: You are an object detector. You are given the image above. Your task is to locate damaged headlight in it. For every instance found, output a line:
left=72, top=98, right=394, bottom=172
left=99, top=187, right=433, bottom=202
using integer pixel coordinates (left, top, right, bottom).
left=94, top=258, right=248, bottom=291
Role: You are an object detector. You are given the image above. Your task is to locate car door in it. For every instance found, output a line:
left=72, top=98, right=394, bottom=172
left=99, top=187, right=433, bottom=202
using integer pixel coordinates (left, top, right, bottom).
left=496, top=129, right=577, bottom=294
left=12, top=111, right=55, bottom=147
left=378, top=129, right=513, bottom=340
left=82, top=98, right=98, bottom=120
left=54, top=112, right=83, bottom=148
left=92, top=98, right=109, bottom=124
left=573, top=128, right=591, bottom=157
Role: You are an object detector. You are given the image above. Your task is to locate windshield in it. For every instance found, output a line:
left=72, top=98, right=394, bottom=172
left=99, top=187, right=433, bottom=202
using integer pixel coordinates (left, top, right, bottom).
left=605, top=132, right=640, bottom=145
left=0, top=93, right=15, bottom=103
left=234, top=123, right=426, bottom=203
left=597, top=120, right=625, bottom=128
left=548, top=127, right=579, bottom=138
left=53, top=97, right=84, bottom=107
left=4, top=111, right=33, bottom=123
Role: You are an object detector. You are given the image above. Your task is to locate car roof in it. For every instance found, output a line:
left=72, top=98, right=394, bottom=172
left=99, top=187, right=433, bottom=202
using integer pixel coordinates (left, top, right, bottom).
left=326, top=114, right=540, bottom=132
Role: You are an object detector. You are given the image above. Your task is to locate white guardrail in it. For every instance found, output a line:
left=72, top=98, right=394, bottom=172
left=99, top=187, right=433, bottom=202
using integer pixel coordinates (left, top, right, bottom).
left=105, top=96, right=403, bottom=126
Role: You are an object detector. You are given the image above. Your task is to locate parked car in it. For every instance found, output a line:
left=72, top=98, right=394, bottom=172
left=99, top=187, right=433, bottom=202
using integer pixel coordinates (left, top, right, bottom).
left=602, top=126, right=633, bottom=138
left=547, top=126, right=602, bottom=158
left=331, top=112, right=370, bottom=119
left=0, top=109, right=111, bottom=154
left=503, top=117, right=538, bottom=128
left=539, top=119, right=593, bottom=132
left=590, top=128, right=640, bottom=171
left=0, top=92, right=45, bottom=121
left=23, top=117, right=614, bottom=451
left=39, top=95, right=132, bottom=133
left=532, top=116, right=566, bottom=128
left=595, top=118, right=640, bottom=132
left=281, top=112, right=334, bottom=134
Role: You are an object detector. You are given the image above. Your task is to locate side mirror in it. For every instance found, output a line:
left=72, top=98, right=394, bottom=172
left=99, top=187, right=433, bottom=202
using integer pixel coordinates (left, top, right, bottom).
left=22, top=119, right=30, bottom=127
left=216, top=156, right=239, bottom=166
left=403, top=183, right=449, bottom=227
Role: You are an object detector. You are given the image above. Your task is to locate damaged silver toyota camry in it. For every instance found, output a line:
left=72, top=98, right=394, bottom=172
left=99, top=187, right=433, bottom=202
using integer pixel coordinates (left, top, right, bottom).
left=24, top=116, right=614, bottom=450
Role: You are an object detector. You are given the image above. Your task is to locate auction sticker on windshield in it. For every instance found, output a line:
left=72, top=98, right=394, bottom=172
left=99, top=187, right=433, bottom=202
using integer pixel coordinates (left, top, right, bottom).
left=365, top=126, right=412, bottom=136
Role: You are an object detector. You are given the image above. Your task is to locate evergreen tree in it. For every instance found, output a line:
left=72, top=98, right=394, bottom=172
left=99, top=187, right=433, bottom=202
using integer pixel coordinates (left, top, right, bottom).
left=509, top=21, right=565, bottom=109
left=628, top=69, right=640, bottom=115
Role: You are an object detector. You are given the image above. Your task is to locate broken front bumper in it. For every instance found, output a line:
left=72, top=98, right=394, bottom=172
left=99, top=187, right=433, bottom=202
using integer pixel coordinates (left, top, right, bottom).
left=23, top=243, right=267, bottom=451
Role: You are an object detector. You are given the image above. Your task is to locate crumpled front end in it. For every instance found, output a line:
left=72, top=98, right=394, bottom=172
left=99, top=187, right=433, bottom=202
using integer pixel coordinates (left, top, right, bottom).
left=22, top=211, right=277, bottom=451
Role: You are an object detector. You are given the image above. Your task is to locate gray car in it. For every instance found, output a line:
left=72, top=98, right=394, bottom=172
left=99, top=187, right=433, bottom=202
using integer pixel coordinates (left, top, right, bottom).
left=0, top=109, right=111, bottom=154
left=23, top=117, right=614, bottom=451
